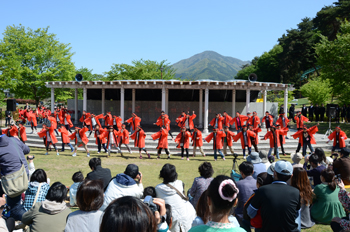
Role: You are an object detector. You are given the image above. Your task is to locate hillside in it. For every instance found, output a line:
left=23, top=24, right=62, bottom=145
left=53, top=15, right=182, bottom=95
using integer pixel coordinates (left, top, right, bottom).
left=172, top=51, right=249, bottom=81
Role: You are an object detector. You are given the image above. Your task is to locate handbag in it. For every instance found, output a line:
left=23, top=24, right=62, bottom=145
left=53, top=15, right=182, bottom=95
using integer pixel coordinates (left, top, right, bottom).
left=166, top=183, right=188, bottom=201
left=1, top=138, right=29, bottom=198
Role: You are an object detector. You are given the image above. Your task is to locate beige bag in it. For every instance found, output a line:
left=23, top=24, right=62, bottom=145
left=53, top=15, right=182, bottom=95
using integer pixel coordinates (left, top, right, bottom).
left=1, top=138, right=29, bottom=198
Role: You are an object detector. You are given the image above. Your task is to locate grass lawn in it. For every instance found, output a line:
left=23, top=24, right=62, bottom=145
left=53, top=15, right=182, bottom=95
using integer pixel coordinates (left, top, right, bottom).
left=28, top=147, right=338, bottom=232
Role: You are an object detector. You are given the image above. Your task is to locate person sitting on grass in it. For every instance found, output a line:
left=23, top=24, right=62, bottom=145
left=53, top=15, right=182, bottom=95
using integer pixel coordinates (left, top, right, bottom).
left=331, top=179, right=350, bottom=232
left=101, top=164, right=144, bottom=211
left=332, top=148, right=350, bottom=185
left=69, top=171, right=84, bottom=207
left=303, top=154, right=326, bottom=187
left=86, top=157, right=112, bottom=191
left=247, top=152, right=266, bottom=179
left=311, top=169, right=346, bottom=225
left=65, top=179, right=104, bottom=232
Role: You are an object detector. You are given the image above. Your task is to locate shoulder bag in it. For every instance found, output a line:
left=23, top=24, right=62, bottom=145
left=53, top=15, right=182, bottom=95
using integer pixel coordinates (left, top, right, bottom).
left=166, top=183, right=188, bottom=201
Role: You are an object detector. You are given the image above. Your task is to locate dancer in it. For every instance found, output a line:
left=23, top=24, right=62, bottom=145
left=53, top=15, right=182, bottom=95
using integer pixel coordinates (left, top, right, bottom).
left=262, top=126, right=286, bottom=159
left=112, top=115, right=123, bottom=131
left=205, top=128, right=226, bottom=161
left=178, top=111, right=196, bottom=131
left=230, top=112, right=248, bottom=133
left=261, top=111, right=274, bottom=132
left=28, top=109, right=38, bottom=134
left=327, top=126, right=348, bottom=152
left=294, top=111, right=309, bottom=130
left=94, top=124, right=108, bottom=154
left=125, top=113, right=141, bottom=134
left=37, top=123, right=59, bottom=156
left=246, top=112, right=252, bottom=126
left=210, top=113, right=224, bottom=130
left=292, top=124, right=318, bottom=156
left=154, top=113, right=174, bottom=139
left=103, top=112, right=114, bottom=128
left=247, top=111, right=260, bottom=129
left=191, top=126, right=206, bottom=157
left=175, top=127, right=191, bottom=161
left=233, top=125, right=256, bottom=159
left=275, top=124, right=289, bottom=156
left=248, top=125, right=261, bottom=152
left=99, top=126, right=122, bottom=157
left=85, top=114, right=103, bottom=137
left=276, top=113, right=290, bottom=138
left=118, top=124, right=132, bottom=154
left=222, top=111, right=233, bottom=128
left=18, top=123, right=27, bottom=144
left=223, top=126, right=236, bottom=157
left=130, top=126, right=150, bottom=159
left=79, top=110, right=91, bottom=127
left=58, top=124, right=74, bottom=152
left=151, top=127, right=171, bottom=159
left=62, top=112, right=73, bottom=133
left=69, top=126, right=90, bottom=157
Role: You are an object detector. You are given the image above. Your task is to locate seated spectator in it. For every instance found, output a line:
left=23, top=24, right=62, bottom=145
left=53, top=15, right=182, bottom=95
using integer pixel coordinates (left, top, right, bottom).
left=315, top=147, right=328, bottom=167
left=235, top=161, right=256, bottom=224
left=166, top=204, right=173, bottom=231
left=100, top=196, right=168, bottom=232
left=69, top=171, right=84, bottom=206
left=189, top=162, right=214, bottom=207
left=155, top=164, right=196, bottom=232
left=333, top=148, right=350, bottom=185
left=303, top=154, right=326, bottom=186
left=22, top=182, right=71, bottom=232
left=242, top=172, right=273, bottom=232
left=259, top=150, right=270, bottom=170
left=65, top=179, right=104, bottom=232
left=291, top=167, right=315, bottom=229
left=291, top=153, right=303, bottom=168
left=86, top=157, right=111, bottom=190
left=331, top=179, right=350, bottom=232
left=189, top=175, right=245, bottom=232
left=311, top=169, right=346, bottom=224
left=0, top=194, right=15, bottom=232
left=24, top=169, right=50, bottom=211
left=247, top=152, right=266, bottom=179
left=101, top=164, right=143, bottom=211
left=247, top=161, right=301, bottom=232
left=144, top=186, right=157, bottom=198
left=266, top=162, right=276, bottom=177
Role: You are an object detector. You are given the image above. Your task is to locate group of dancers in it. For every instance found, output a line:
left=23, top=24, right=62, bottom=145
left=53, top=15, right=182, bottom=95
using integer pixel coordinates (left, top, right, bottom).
left=3, top=105, right=348, bottom=160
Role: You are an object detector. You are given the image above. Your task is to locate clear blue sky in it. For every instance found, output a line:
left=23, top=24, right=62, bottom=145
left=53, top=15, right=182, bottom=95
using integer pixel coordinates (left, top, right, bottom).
left=0, top=0, right=334, bottom=74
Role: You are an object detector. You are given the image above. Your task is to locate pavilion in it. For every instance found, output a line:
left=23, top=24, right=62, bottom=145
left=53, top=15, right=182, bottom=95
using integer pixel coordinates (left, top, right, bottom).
left=46, top=79, right=293, bottom=133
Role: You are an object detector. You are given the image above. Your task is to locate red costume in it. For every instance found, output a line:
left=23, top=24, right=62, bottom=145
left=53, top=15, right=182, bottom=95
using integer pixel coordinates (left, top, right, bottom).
left=276, top=115, right=290, bottom=129
left=177, top=114, right=196, bottom=130
left=294, top=115, right=309, bottom=129
left=131, top=129, right=147, bottom=148
left=191, top=130, right=203, bottom=147
left=205, top=131, right=226, bottom=149
left=233, top=130, right=256, bottom=149
left=222, top=114, right=233, bottom=127
left=69, top=127, right=89, bottom=146
left=99, top=129, right=121, bottom=148
left=223, top=130, right=236, bottom=146
left=292, top=125, right=318, bottom=146
left=175, top=131, right=191, bottom=148
left=19, top=126, right=27, bottom=142
left=263, top=130, right=287, bottom=148
left=209, top=116, right=224, bottom=130
left=79, top=112, right=91, bottom=125
left=230, top=115, right=248, bottom=130
left=262, top=115, right=274, bottom=128
left=248, top=115, right=261, bottom=129
left=38, top=125, right=58, bottom=145
left=155, top=117, right=171, bottom=131
left=94, top=128, right=107, bottom=144
left=58, top=126, right=71, bottom=144
left=151, top=129, right=169, bottom=149
left=125, top=114, right=141, bottom=131
left=328, top=130, right=348, bottom=148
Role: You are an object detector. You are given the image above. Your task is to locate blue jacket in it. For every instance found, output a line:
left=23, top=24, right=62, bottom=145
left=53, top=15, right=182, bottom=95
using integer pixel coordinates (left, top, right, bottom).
left=115, top=173, right=137, bottom=186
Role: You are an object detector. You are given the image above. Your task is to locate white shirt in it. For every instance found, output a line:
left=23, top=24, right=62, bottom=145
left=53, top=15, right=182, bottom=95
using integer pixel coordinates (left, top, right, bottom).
left=76, top=133, right=82, bottom=143
left=91, top=117, right=97, bottom=126
left=109, top=132, right=115, bottom=144
left=46, top=131, right=52, bottom=142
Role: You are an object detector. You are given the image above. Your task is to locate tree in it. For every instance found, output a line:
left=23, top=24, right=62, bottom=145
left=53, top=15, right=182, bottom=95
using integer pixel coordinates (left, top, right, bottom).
left=255, top=45, right=282, bottom=83
left=105, top=59, right=176, bottom=80
left=300, top=77, right=332, bottom=105
left=315, top=20, right=350, bottom=104
left=0, top=25, right=75, bottom=105
left=234, top=64, right=257, bottom=80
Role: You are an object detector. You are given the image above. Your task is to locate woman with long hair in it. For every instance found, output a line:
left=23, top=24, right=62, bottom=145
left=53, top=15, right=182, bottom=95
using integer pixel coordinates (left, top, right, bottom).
left=291, top=167, right=315, bottom=229
left=311, top=169, right=346, bottom=224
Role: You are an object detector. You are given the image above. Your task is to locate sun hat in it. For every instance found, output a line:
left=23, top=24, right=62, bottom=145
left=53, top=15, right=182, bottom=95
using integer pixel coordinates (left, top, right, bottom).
left=246, top=152, right=262, bottom=164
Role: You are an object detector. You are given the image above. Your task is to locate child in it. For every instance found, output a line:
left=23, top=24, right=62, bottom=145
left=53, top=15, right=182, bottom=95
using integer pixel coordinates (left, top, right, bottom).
left=69, top=171, right=84, bottom=206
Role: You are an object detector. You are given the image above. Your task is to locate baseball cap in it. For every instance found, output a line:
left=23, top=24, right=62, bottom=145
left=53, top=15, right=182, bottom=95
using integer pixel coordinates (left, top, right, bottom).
left=125, top=164, right=139, bottom=179
left=274, top=161, right=293, bottom=176
left=267, top=162, right=276, bottom=176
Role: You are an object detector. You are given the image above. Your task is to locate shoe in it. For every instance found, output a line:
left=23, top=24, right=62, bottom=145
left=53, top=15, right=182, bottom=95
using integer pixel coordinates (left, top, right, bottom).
left=97, top=151, right=100, bottom=154
left=223, top=157, right=226, bottom=161
left=56, top=152, right=59, bottom=156
left=243, top=156, right=246, bottom=160
left=214, top=159, right=217, bottom=161
left=203, top=154, right=206, bottom=157
left=139, top=156, right=142, bottom=159
left=157, top=156, right=160, bottom=159
left=286, top=137, right=289, bottom=139
left=87, top=153, right=90, bottom=157
left=187, top=158, right=189, bottom=161
left=147, top=153, right=151, bottom=159
left=167, top=155, right=170, bottom=160
left=71, top=149, right=74, bottom=152
left=181, top=157, right=184, bottom=160
left=45, top=152, right=48, bottom=155
left=72, top=153, right=77, bottom=157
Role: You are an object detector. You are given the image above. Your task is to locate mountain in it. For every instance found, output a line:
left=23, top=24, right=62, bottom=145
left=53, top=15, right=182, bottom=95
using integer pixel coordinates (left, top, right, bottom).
left=172, top=51, right=249, bottom=81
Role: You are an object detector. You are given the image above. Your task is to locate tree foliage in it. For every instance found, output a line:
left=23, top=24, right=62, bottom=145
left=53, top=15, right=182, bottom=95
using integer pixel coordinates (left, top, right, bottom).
left=300, top=77, right=332, bottom=105
left=105, top=59, right=176, bottom=80
left=0, top=25, right=76, bottom=105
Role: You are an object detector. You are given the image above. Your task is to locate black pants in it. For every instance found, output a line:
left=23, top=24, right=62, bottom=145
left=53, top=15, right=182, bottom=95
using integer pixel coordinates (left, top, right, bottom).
left=250, top=138, right=258, bottom=152
left=168, top=131, right=174, bottom=139
left=3, top=217, right=15, bottom=232
left=113, top=125, right=119, bottom=131
left=331, top=218, right=347, bottom=232
left=89, top=125, right=96, bottom=136
left=296, top=143, right=301, bottom=153
left=97, top=138, right=107, bottom=152
left=31, top=122, right=37, bottom=130
left=279, top=135, right=285, bottom=155
left=320, top=114, right=324, bottom=121
left=46, top=141, right=57, bottom=151
left=157, top=148, right=169, bottom=155
left=139, top=148, right=147, bottom=152
left=5, top=117, right=11, bottom=126
left=181, top=147, right=189, bottom=158
left=65, top=125, right=72, bottom=133
left=289, top=114, right=295, bottom=123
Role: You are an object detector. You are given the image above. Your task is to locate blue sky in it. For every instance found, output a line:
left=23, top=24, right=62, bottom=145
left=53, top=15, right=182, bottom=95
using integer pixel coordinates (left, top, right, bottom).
left=0, top=0, right=334, bottom=74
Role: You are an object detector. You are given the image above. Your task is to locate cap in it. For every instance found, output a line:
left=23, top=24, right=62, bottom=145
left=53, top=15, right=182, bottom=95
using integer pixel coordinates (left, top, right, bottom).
left=274, top=161, right=293, bottom=176
left=341, top=148, right=350, bottom=157
left=247, top=152, right=262, bottom=164
left=125, top=164, right=139, bottom=179
left=267, top=162, right=276, bottom=175
left=268, top=155, right=275, bottom=163
left=291, top=153, right=303, bottom=164
left=259, top=150, right=268, bottom=163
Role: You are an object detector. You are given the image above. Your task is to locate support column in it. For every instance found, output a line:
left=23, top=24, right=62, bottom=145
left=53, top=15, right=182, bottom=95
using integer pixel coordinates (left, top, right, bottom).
left=102, top=88, right=105, bottom=114
left=246, top=89, right=250, bottom=113
left=74, top=88, right=78, bottom=124
left=204, top=88, right=209, bottom=133
left=263, top=90, right=267, bottom=128
left=132, top=89, right=135, bottom=113
left=231, top=89, right=236, bottom=129
left=120, top=87, right=125, bottom=121
left=83, top=88, right=87, bottom=111
left=161, top=86, right=166, bottom=112
left=284, top=87, right=288, bottom=115
left=199, top=89, right=203, bottom=128
left=165, top=89, right=169, bottom=114
left=51, top=88, right=55, bottom=113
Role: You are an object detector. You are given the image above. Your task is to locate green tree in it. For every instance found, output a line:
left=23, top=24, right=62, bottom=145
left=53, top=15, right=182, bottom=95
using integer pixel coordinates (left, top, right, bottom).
left=315, top=21, right=350, bottom=104
left=73, top=67, right=104, bottom=99
left=0, top=25, right=75, bottom=105
left=234, top=64, right=257, bottom=80
left=105, top=59, right=176, bottom=80
left=255, top=45, right=283, bottom=83
left=300, top=77, right=332, bottom=105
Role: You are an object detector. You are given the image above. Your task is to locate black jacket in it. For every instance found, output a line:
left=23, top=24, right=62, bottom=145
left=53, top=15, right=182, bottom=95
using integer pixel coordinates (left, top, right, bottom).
left=320, top=107, right=326, bottom=115
left=301, top=107, right=307, bottom=117
left=309, top=106, right=314, bottom=116
left=5, top=111, right=11, bottom=118
left=86, top=165, right=112, bottom=190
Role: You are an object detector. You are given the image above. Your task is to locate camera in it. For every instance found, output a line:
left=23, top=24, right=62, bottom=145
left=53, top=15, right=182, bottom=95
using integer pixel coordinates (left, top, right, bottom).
left=233, top=153, right=239, bottom=159
left=143, top=196, right=159, bottom=214
left=335, top=174, right=341, bottom=182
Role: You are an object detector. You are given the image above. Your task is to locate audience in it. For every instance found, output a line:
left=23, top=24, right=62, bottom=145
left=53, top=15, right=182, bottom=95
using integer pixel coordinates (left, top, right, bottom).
left=65, top=179, right=104, bottom=232
left=311, top=169, right=346, bottom=224
left=69, top=171, right=84, bottom=206
left=189, top=162, right=214, bottom=207
left=86, top=157, right=111, bottom=190
left=22, top=182, right=71, bottom=232
left=331, top=179, right=350, bottom=232
left=258, top=150, right=270, bottom=170
left=101, top=164, right=144, bottom=211
left=235, top=161, right=256, bottom=224
left=155, top=163, right=196, bottom=232
left=189, top=175, right=245, bottom=232
left=304, top=154, right=326, bottom=186
left=291, top=167, right=315, bottom=229
left=291, top=153, right=303, bottom=168
left=333, top=148, right=350, bottom=185
left=247, top=160, right=301, bottom=232
left=247, top=152, right=266, bottom=179
left=144, top=186, right=157, bottom=198
left=24, top=169, right=50, bottom=211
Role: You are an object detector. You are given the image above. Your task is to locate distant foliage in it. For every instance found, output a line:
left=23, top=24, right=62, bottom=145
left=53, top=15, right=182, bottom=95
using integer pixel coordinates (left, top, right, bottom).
left=300, top=77, right=332, bottom=105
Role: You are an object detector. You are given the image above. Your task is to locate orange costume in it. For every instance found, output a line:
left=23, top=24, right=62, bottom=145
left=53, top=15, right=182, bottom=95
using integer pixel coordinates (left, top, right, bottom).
left=222, top=114, right=233, bottom=127
left=151, top=129, right=169, bottom=149
left=292, top=125, right=318, bottom=146
left=328, top=130, right=348, bottom=149
left=205, top=131, right=226, bottom=150
left=125, top=114, right=142, bottom=132
left=276, top=115, right=290, bottom=129
left=84, top=114, right=102, bottom=130
left=209, top=116, right=224, bottom=130
left=19, top=126, right=27, bottom=142
left=69, top=127, right=89, bottom=146
left=294, top=115, right=309, bottom=129
left=248, top=115, right=261, bottom=129
left=262, top=115, right=274, bottom=128
left=155, top=117, right=171, bottom=131
left=58, top=126, right=71, bottom=144
left=79, top=112, right=91, bottom=125
left=131, top=129, right=147, bottom=148
left=177, top=114, right=196, bottom=130
left=230, top=114, right=248, bottom=131
left=233, top=130, right=256, bottom=149
left=175, top=131, right=191, bottom=149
